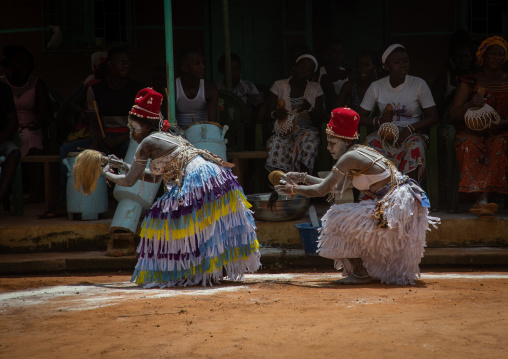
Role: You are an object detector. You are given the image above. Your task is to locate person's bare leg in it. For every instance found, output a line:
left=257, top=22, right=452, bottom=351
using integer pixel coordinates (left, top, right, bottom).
left=0, top=149, right=21, bottom=202
left=334, top=258, right=371, bottom=285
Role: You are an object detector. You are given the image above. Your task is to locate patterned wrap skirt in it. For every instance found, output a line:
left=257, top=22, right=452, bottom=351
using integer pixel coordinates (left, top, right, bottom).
left=265, top=126, right=320, bottom=173
left=454, top=129, right=508, bottom=194
left=318, top=176, right=440, bottom=285
left=365, top=132, right=428, bottom=183
left=131, top=156, right=261, bottom=287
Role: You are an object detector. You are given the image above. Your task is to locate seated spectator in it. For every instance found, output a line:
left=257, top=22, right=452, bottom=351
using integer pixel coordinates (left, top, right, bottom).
left=287, top=43, right=312, bottom=76
left=175, top=48, right=219, bottom=129
left=335, top=50, right=377, bottom=203
left=357, top=44, right=439, bottom=183
left=0, top=45, right=51, bottom=204
left=0, top=82, right=21, bottom=210
left=58, top=48, right=142, bottom=211
left=317, top=39, right=350, bottom=113
left=61, top=53, right=109, bottom=145
left=57, top=54, right=109, bottom=209
left=432, top=30, right=475, bottom=121
left=88, top=47, right=142, bottom=157
left=84, top=51, right=108, bottom=85
left=215, top=52, right=263, bottom=112
left=449, top=36, right=508, bottom=218
left=265, top=54, right=324, bottom=174
left=336, top=51, right=377, bottom=112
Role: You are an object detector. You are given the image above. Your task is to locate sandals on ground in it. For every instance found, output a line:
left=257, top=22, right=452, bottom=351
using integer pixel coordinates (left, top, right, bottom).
left=469, top=202, right=498, bottom=217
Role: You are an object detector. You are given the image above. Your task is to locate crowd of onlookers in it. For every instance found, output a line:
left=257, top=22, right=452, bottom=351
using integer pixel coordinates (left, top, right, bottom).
left=0, top=29, right=507, bottom=219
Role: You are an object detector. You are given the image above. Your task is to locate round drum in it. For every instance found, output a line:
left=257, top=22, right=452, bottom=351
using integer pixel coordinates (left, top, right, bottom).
left=185, top=121, right=229, bottom=161
left=63, top=152, right=108, bottom=220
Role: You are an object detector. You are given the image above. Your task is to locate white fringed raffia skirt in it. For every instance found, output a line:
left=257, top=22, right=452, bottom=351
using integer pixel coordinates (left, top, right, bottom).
left=318, top=181, right=439, bottom=285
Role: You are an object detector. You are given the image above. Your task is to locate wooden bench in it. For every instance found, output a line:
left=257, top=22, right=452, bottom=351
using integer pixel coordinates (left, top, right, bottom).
left=226, top=151, right=267, bottom=189
left=21, top=155, right=60, bottom=213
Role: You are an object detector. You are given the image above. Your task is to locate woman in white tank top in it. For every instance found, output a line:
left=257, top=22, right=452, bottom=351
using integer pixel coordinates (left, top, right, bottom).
left=275, top=107, right=439, bottom=285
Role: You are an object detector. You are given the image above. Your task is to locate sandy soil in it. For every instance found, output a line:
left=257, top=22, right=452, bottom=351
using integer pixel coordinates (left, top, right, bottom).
left=1, top=270, right=507, bottom=359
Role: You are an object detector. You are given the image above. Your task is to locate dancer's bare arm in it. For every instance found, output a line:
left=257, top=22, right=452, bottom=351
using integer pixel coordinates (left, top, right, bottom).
left=276, top=150, right=380, bottom=197
left=102, top=137, right=174, bottom=186
left=284, top=172, right=324, bottom=185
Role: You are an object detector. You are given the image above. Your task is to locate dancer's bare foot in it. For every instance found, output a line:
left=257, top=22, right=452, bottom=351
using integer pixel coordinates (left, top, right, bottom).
left=333, top=276, right=372, bottom=285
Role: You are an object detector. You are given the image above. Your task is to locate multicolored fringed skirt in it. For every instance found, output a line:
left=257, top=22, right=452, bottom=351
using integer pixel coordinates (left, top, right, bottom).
left=131, top=156, right=261, bottom=287
left=318, top=176, right=439, bottom=285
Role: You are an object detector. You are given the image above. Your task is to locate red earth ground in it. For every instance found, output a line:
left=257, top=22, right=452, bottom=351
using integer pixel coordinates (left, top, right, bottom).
left=1, top=269, right=507, bottom=359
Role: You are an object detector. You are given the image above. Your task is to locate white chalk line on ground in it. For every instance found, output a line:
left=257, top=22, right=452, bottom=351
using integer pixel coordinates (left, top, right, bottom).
left=1, top=273, right=506, bottom=313
left=244, top=273, right=508, bottom=281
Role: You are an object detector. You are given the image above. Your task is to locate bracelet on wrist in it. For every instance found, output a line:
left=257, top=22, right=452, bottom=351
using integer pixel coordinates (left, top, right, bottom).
left=291, top=185, right=296, bottom=195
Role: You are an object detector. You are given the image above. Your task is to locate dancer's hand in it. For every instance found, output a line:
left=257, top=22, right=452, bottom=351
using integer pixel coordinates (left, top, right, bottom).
left=275, top=183, right=294, bottom=196
left=284, top=172, right=303, bottom=185
left=107, top=154, right=123, bottom=168
left=101, top=164, right=112, bottom=176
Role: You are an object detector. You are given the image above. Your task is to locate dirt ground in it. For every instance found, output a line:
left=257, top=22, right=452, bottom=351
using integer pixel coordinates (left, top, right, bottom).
left=1, top=269, right=507, bottom=359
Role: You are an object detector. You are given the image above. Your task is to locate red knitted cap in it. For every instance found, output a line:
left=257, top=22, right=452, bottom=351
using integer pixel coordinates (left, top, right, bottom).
left=326, top=107, right=359, bottom=140
left=129, top=88, right=163, bottom=120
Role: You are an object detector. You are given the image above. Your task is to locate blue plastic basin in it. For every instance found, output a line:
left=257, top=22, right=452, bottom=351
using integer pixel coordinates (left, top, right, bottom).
left=295, top=222, right=322, bottom=255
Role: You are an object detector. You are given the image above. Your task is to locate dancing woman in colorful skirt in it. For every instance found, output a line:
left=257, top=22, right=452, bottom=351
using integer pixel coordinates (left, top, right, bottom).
left=276, top=107, right=439, bottom=285
left=102, top=88, right=261, bottom=287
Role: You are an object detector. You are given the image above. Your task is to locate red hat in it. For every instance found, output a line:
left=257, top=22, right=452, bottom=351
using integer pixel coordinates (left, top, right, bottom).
left=129, top=88, right=163, bottom=120
left=326, top=107, right=359, bottom=140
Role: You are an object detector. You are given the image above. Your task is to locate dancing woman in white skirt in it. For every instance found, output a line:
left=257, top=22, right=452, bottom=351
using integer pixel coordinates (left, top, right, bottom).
left=276, top=107, right=439, bottom=285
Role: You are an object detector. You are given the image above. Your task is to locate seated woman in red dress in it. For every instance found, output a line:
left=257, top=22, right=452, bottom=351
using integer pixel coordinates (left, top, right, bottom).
left=449, top=36, right=508, bottom=217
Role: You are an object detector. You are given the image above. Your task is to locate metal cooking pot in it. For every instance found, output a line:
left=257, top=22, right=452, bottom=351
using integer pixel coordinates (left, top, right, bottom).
left=246, top=193, right=310, bottom=222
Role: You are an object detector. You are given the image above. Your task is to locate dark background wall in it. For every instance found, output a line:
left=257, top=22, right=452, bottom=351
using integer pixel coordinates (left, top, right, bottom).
left=0, top=0, right=505, bottom=101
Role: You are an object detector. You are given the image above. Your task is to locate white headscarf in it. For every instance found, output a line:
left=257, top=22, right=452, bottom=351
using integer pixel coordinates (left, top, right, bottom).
left=295, top=54, right=319, bottom=72
left=382, top=44, right=405, bottom=64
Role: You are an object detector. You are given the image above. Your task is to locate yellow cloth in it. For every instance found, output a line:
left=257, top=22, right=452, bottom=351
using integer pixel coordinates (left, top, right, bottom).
left=476, top=36, right=508, bottom=66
